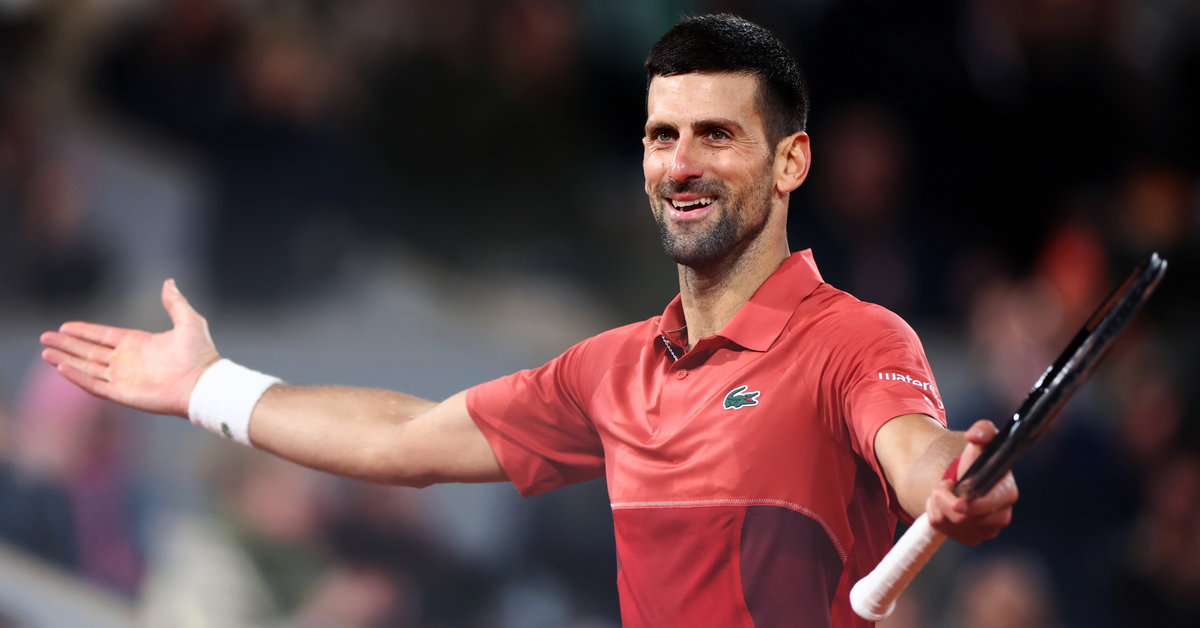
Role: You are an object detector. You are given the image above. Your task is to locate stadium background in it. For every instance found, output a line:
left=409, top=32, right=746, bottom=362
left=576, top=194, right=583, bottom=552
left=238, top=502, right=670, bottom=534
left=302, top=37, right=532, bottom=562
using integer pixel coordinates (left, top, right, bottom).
left=0, top=0, right=1197, bottom=626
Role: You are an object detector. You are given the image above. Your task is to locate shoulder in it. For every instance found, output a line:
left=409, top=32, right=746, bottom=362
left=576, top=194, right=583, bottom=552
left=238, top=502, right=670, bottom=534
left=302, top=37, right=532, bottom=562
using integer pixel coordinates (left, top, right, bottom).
left=473, top=318, right=656, bottom=410
left=569, top=317, right=658, bottom=361
left=542, top=316, right=657, bottom=384
left=802, top=284, right=920, bottom=345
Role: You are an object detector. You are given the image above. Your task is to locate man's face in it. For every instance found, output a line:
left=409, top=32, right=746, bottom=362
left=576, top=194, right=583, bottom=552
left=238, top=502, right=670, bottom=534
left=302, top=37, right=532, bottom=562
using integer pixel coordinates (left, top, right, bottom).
left=643, top=72, right=777, bottom=270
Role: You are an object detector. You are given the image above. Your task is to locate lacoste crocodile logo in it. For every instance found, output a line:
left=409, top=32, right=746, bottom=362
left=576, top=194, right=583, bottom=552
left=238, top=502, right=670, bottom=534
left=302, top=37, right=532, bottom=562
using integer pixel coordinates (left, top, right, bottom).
left=723, top=385, right=761, bottom=410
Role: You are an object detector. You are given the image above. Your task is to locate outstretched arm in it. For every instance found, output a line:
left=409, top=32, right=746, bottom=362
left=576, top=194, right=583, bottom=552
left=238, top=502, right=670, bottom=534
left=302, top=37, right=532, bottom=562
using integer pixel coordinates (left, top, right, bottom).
left=875, top=414, right=1018, bottom=545
left=40, top=279, right=506, bottom=487
left=248, top=386, right=504, bottom=486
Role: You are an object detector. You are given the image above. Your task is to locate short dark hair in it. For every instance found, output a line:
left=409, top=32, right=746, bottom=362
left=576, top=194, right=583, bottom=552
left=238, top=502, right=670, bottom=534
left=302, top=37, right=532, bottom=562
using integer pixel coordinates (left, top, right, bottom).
left=645, top=14, right=809, bottom=146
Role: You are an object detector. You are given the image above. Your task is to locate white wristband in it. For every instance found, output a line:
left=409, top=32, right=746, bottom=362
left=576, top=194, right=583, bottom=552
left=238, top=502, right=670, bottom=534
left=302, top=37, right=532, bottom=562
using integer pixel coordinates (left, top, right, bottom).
left=187, top=359, right=281, bottom=446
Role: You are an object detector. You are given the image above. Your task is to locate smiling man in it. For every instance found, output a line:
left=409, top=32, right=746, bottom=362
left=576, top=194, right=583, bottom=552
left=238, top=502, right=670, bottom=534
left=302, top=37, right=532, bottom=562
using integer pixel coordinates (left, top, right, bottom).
left=646, top=71, right=780, bottom=272
left=40, top=14, right=1016, bottom=628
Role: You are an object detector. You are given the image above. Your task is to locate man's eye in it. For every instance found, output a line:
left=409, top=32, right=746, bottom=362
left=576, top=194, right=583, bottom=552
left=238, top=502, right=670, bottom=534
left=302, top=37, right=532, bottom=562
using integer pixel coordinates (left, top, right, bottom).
left=707, top=129, right=730, bottom=140
left=653, top=131, right=675, bottom=142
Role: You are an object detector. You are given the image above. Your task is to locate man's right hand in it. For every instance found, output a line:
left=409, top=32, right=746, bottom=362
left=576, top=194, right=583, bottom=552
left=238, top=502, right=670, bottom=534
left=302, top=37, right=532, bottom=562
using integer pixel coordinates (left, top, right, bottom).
left=40, top=279, right=220, bottom=418
left=41, top=279, right=505, bottom=486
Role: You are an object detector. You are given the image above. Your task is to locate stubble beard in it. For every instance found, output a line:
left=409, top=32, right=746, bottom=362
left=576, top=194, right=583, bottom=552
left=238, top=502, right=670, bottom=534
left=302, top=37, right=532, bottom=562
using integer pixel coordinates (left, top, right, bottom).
left=653, top=175, right=774, bottom=271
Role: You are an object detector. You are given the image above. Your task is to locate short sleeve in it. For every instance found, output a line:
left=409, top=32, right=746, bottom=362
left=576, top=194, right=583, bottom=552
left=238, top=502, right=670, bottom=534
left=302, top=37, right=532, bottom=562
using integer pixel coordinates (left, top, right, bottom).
left=466, top=340, right=606, bottom=497
left=833, top=306, right=946, bottom=518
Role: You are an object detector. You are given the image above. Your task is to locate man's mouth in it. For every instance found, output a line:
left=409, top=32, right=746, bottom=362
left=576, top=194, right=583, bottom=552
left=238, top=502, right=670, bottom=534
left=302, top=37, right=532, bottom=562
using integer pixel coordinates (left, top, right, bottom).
left=668, top=196, right=716, bottom=212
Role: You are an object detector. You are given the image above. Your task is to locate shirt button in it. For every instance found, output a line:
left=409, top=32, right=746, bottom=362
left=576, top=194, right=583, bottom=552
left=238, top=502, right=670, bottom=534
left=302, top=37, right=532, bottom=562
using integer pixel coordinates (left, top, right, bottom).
left=675, top=369, right=688, bottom=380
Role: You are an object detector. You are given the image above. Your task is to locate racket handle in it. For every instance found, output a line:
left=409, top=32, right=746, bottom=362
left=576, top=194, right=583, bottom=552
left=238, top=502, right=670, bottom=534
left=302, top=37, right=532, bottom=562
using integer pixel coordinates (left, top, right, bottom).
left=850, top=513, right=946, bottom=620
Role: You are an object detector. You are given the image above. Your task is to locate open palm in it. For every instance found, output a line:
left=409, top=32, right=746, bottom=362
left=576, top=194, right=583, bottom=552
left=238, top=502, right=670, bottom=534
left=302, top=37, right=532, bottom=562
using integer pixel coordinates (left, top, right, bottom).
left=40, top=279, right=220, bottom=418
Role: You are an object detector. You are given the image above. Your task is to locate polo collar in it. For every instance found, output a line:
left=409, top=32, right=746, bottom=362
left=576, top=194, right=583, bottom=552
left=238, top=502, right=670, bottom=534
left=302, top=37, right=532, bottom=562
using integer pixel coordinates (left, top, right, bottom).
left=657, top=249, right=825, bottom=353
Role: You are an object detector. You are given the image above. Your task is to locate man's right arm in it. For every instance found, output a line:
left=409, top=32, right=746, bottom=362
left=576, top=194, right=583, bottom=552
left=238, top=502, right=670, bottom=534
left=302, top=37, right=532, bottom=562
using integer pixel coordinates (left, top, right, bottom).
left=249, top=386, right=505, bottom=487
left=40, top=278, right=506, bottom=488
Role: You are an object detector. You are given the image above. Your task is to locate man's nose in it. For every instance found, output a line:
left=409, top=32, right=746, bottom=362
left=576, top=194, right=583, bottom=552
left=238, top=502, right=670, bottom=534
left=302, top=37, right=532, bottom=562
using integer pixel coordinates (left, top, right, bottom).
left=669, top=136, right=704, bottom=182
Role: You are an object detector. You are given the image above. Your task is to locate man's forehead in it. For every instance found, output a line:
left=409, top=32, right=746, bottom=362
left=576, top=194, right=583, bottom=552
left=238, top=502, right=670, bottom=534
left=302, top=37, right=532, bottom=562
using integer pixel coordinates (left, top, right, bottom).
left=645, top=72, right=764, bottom=126
left=647, top=71, right=761, bottom=97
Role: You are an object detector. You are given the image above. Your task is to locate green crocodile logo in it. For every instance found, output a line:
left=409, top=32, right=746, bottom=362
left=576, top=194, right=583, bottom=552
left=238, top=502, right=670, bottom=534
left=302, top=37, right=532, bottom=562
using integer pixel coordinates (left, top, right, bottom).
left=723, top=385, right=761, bottom=410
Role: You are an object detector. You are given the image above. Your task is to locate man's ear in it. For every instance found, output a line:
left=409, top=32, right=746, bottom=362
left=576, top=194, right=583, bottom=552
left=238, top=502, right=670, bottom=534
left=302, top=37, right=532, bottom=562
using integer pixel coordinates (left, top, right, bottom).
left=775, top=132, right=811, bottom=194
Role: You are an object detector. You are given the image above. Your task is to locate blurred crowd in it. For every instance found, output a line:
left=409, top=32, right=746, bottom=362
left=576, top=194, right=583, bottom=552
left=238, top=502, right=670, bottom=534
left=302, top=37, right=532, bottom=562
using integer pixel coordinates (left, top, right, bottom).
left=0, top=1, right=1197, bottom=627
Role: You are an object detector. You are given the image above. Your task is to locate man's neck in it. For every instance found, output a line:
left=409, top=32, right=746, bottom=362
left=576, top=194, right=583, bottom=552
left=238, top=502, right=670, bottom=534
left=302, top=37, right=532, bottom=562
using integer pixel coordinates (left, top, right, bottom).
left=676, top=239, right=790, bottom=349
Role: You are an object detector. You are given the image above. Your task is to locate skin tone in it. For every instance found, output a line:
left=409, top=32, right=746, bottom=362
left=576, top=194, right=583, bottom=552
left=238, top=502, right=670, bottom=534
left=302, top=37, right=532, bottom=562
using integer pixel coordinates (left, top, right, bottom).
left=39, top=71, right=1016, bottom=544
left=643, top=73, right=800, bottom=345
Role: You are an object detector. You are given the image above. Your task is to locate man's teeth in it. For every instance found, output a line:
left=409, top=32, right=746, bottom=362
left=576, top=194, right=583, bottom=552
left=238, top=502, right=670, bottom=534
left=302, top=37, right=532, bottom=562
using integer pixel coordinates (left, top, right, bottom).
left=670, top=197, right=715, bottom=210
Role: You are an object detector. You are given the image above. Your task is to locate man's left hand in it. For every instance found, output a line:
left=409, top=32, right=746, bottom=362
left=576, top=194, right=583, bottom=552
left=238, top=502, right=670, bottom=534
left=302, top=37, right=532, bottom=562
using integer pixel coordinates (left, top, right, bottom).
left=925, top=419, right=1019, bottom=545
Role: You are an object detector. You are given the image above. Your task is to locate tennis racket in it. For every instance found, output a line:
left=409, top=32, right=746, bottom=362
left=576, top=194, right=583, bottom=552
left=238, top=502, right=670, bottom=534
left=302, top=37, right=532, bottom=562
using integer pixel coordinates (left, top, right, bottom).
left=850, top=252, right=1168, bottom=621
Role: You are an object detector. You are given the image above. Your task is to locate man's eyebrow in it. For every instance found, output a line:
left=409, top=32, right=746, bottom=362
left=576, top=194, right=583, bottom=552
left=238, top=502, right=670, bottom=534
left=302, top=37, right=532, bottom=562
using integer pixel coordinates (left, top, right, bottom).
left=693, top=118, right=745, bottom=133
left=645, top=118, right=747, bottom=136
left=644, top=121, right=677, bottom=135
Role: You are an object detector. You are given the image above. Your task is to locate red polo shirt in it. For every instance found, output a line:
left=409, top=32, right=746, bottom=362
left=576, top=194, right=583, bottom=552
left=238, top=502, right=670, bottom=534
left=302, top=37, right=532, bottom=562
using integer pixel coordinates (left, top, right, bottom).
left=467, top=250, right=945, bottom=627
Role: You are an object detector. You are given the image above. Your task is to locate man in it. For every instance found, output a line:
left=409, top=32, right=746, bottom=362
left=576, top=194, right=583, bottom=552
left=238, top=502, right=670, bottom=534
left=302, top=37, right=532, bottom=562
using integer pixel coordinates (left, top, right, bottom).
left=40, top=14, right=1016, bottom=627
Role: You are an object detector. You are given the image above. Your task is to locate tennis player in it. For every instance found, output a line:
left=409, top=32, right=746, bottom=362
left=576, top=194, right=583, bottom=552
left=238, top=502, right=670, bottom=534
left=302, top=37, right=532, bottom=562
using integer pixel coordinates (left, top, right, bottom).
left=40, top=14, right=1016, bottom=627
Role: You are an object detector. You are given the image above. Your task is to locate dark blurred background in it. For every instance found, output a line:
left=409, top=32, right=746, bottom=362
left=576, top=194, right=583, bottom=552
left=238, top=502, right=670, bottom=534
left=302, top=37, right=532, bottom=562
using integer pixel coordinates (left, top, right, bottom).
left=0, top=1, right=1196, bottom=627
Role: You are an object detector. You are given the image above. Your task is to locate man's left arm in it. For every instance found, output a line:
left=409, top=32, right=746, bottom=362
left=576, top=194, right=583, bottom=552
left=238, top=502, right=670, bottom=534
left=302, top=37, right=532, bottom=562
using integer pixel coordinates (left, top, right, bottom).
left=874, top=414, right=1019, bottom=545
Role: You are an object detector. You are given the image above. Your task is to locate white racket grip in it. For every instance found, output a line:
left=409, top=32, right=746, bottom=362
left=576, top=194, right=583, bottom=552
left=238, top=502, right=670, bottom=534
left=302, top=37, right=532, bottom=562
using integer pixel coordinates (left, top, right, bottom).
left=850, top=513, right=946, bottom=621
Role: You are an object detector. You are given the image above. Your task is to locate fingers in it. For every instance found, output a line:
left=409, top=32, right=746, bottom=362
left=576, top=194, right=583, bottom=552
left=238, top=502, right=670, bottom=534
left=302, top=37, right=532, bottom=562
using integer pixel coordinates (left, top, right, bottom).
left=161, top=278, right=198, bottom=327
left=955, top=419, right=1000, bottom=478
left=976, top=472, right=1019, bottom=512
left=54, top=321, right=130, bottom=348
left=927, top=420, right=1018, bottom=545
left=41, top=326, right=125, bottom=402
left=42, top=347, right=109, bottom=383
left=40, top=330, right=115, bottom=366
left=936, top=478, right=1016, bottom=520
left=963, top=419, right=998, bottom=445
left=50, top=360, right=115, bottom=400
left=930, top=508, right=1012, bottom=544
left=927, top=471, right=1019, bottom=545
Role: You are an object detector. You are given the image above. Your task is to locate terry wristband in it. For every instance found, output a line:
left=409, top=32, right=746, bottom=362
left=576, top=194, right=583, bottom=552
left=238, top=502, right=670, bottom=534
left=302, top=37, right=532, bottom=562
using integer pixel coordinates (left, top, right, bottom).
left=187, top=359, right=281, bottom=446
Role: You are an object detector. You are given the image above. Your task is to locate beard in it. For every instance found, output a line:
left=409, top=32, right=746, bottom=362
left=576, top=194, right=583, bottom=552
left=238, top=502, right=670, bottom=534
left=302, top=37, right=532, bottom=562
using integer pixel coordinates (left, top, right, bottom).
left=652, top=174, right=774, bottom=270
